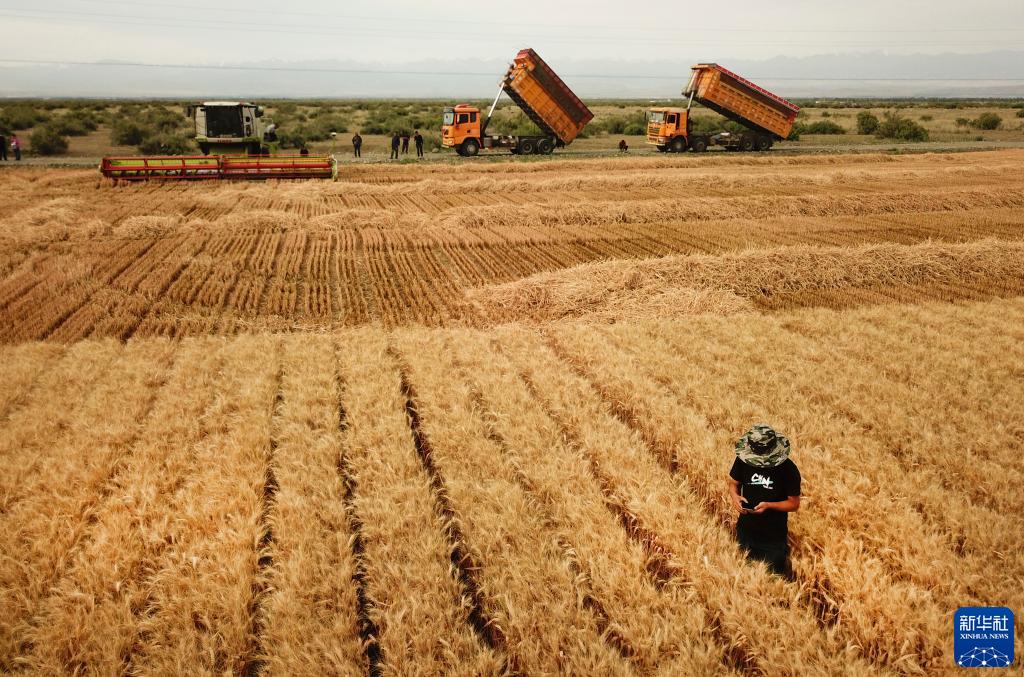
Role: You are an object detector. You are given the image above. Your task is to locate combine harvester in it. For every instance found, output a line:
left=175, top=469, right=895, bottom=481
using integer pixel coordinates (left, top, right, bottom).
left=442, top=48, right=593, bottom=156
left=101, top=101, right=335, bottom=181
left=647, top=64, right=799, bottom=152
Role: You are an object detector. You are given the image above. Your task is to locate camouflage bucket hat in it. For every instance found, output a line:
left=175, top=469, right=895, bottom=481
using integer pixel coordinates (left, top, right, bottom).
left=735, top=423, right=791, bottom=469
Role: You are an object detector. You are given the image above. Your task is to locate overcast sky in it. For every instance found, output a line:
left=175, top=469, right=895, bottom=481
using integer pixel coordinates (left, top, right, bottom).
left=2, top=0, right=1023, bottom=65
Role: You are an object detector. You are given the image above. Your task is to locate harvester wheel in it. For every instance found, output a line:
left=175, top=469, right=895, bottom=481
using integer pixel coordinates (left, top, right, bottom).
left=739, top=135, right=755, bottom=152
left=519, top=139, right=536, bottom=155
left=461, top=139, right=480, bottom=157
left=690, top=137, right=708, bottom=153
left=537, top=138, right=554, bottom=154
left=669, top=137, right=688, bottom=153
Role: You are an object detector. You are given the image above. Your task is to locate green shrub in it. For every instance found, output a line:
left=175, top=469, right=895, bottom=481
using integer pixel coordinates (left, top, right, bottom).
left=875, top=111, right=929, bottom=141
left=623, top=121, right=646, bottom=136
left=29, top=126, right=69, bottom=155
left=919, top=114, right=933, bottom=122
left=0, top=106, right=49, bottom=130
left=820, top=111, right=831, bottom=118
left=955, top=117, right=970, bottom=127
left=804, top=120, right=845, bottom=134
left=49, top=111, right=99, bottom=137
left=138, top=134, right=193, bottom=155
left=856, top=111, right=880, bottom=134
left=111, top=120, right=148, bottom=146
left=1017, top=109, right=1024, bottom=118
left=970, top=112, right=1002, bottom=130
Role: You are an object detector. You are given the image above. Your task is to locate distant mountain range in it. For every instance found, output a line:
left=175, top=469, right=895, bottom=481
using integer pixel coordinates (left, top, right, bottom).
left=1, top=51, right=1022, bottom=99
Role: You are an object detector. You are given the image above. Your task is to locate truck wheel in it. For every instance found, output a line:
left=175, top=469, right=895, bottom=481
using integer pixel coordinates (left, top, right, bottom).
left=669, top=137, right=688, bottom=153
left=656, top=145, right=668, bottom=153
left=756, top=136, right=773, bottom=151
left=690, top=137, right=708, bottom=153
left=537, top=138, right=554, bottom=154
left=519, top=139, right=536, bottom=155
left=461, top=139, right=479, bottom=157
left=739, top=135, right=755, bottom=152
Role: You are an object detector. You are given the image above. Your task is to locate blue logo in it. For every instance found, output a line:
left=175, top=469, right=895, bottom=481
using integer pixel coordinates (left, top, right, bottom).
left=954, top=607, right=1014, bottom=668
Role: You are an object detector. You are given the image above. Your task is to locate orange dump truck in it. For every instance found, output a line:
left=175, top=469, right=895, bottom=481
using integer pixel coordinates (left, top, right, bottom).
left=442, top=48, right=594, bottom=156
left=647, top=63, right=799, bottom=153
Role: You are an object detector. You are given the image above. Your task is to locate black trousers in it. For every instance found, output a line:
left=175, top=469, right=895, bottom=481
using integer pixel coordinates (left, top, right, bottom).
left=0, top=145, right=6, bottom=161
left=390, top=147, right=399, bottom=159
left=415, top=143, right=423, bottom=157
left=353, top=145, right=361, bottom=157
left=737, top=524, right=789, bottom=577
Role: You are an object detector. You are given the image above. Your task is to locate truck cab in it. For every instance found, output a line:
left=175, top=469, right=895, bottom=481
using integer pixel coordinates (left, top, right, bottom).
left=187, top=102, right=275, bottom=155
left=647, top=107, right=705, bottom=153
left=442, top=104, right=483, bottom=156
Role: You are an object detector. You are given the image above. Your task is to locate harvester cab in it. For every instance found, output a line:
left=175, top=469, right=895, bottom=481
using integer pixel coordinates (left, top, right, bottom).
left=186, top=102, right=276, bottom=156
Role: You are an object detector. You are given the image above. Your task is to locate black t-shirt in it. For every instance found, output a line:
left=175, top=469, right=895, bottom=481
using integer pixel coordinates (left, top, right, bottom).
left=730, top=458, right=801, bottom=541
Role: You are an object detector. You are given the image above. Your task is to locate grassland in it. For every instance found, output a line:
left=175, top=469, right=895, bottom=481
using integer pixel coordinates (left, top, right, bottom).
left=0, top=146, right=1022, bottom=674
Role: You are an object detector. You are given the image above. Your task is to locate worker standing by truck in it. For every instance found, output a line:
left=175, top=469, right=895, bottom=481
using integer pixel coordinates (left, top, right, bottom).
left=727, top=424, right=801, bottom=577
left=414, top=130, right=424, bottom=158
left=352, top=131, right=362, bottom=158
left=390, top=132, right=400, bottom=160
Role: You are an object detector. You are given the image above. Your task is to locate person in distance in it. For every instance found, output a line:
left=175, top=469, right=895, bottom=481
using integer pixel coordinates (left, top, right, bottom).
left=726, top=424, right=801, bottom=577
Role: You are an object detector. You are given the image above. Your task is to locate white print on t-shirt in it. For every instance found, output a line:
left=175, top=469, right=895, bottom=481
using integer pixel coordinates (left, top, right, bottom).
left=750, top=473, right=774, bottom=490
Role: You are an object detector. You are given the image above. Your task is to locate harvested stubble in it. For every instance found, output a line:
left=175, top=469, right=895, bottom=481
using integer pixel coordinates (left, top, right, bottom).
left=468, top=239, right=1024, bottom=324
left=2, top=151, right=1024, bottom=338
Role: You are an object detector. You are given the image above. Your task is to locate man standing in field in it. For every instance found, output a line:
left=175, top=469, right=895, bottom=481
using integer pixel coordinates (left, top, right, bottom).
left=352, top=131, right=362, bottom=158
left=414, top=130, right=424, bottom=158
left=390, top=132, right=400, bottom=160
left=0, top=132, right=7, bottom=161
left=401, top=130, right=410, bottom=154
left=727, top=424, right=801, bottom=577
left=10, top=134, right=21, bottom=161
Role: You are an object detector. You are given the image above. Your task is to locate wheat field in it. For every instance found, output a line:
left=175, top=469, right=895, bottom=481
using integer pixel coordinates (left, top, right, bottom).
left=1, top=149, right=1022, bottom=674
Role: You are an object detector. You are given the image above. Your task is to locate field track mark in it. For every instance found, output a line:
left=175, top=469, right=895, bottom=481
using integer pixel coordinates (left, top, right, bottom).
left=333, top=353, right=383, bottom=677
left=495, top=336, right=765, bottom=676
left=241, top=342, right=283, bottom=677
left=459, top=378, right=640, bottom=666
left=390, top=351, right=511, bottom=664
left=539, top=329, right=940, bottom=668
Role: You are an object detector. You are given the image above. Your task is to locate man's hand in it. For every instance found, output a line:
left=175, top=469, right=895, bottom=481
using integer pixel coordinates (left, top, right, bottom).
left=750, top=502, right=771, bottom=514
left=731, top=493, right=749, bottom=513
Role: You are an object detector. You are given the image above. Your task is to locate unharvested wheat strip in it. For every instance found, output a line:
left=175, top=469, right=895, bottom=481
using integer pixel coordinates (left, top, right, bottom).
left=0, top=342, right=64, bottom=421
left=0, top=338, right=175, bottom=654
left=0, top=340, right=122, bottom=512
left=455, top=331, right=728, bottom=674
left=393, top=331, right=632, bottom=675
left=255, top=334, right=367, bottom=675
left=613, top=319, right=976, bottom=596
left=551, top=325, right=947, bottom=671
left=783, top=307, right=1024, bottom=510
left=18, top=338, right=229, bottom=675
left=334, top=331, right=503, bottom=674
left=687, top=310, right=1024, bottom=616
left=496, top=327, right=873, bottom=676
left=127, top=336, right=279, bottom=675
